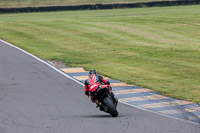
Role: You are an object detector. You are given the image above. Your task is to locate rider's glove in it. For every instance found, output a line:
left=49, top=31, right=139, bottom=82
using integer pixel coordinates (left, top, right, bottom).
left=107, top=81, right=110, bottom=85
left=85, top=91, right=89, bottom=97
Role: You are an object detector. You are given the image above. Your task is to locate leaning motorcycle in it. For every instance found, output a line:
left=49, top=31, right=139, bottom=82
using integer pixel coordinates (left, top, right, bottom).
left=92, top=86, right=118, bottom=117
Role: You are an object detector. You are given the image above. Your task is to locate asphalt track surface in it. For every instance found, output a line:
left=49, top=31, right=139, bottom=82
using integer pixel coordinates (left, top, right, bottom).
left=0, top=40, right=200, bottom=133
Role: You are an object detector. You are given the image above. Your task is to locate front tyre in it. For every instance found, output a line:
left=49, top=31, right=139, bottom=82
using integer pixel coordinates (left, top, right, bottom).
left=103, top=97, right=118, bottom=117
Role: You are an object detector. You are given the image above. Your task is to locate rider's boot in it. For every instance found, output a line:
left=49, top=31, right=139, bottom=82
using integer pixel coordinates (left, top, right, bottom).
left=94, top=100, right=104, bottom=111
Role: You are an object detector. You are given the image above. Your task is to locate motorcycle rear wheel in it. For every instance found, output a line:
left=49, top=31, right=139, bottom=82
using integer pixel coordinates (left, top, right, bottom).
left=103, top=97, right=118, bottom=117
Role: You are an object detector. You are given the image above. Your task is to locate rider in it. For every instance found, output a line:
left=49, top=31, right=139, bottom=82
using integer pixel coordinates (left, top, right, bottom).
left=84, top=70, right=113, bottom=107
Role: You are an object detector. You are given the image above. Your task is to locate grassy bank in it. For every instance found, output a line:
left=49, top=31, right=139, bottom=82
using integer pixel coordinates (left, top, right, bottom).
left=0, top=0, right=179, bottom=8
left=0, top=5, right=200, bottom=103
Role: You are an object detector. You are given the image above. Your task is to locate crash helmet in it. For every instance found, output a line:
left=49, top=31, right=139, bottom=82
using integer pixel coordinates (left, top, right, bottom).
left=89, top=70, right=98, bottom=78
left=89, top=70, right=97, bottom=75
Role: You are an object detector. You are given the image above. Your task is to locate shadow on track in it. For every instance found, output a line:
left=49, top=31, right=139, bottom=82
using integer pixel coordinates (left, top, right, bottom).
left=73, top=113, right=126, bottom=118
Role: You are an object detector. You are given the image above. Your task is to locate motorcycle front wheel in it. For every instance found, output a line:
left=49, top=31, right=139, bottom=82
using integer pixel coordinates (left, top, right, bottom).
left=103, top=97, right=118, bottom=117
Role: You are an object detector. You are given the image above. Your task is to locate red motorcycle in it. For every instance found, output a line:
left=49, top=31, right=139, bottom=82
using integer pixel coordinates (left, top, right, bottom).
left=91, top=85, right=118, bottom=117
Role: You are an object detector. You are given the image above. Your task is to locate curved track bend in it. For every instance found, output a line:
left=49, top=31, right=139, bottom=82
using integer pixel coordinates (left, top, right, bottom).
left=0, top=40, right=199, bottom=133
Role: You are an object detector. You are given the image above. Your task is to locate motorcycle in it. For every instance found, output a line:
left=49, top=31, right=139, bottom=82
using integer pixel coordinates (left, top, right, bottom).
left=92, top=86, right=118, bottom=117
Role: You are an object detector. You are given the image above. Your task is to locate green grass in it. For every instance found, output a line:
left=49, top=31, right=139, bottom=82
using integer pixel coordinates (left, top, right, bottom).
left=0, top=0, right=179, bottom=8
left=0, top=5, right=200, bottom=103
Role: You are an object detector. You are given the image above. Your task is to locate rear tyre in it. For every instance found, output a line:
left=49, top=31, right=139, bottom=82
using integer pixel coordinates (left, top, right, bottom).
left=103, top=97, right=118, bottom=117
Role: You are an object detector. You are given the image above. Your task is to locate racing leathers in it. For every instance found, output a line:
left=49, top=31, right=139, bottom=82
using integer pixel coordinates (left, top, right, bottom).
left=84, top=74, right=112, bottom=104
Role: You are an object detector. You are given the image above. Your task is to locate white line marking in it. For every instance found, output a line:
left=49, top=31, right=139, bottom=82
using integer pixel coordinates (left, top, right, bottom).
left=0, top=39, right=84, bottom=86
left=1, top=39, right=199, bottom=125
left=120, top=101, right=199, bottom=125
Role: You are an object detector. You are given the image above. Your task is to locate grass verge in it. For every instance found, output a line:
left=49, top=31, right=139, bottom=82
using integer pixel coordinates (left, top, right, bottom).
left=0, top=5, right=200, bottom=103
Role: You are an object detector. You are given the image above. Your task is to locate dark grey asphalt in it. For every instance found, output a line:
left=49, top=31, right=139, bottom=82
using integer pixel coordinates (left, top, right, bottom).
left=0, top=41, right=199, bottom=133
